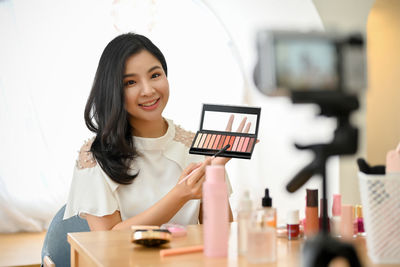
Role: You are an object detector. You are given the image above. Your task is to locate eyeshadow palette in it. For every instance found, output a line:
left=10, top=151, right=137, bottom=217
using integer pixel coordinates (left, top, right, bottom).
left=189, top=104, right=261, bottom=159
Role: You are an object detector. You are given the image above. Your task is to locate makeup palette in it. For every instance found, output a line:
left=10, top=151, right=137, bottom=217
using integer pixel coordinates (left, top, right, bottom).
left=189, top=104, right=261, bottom=159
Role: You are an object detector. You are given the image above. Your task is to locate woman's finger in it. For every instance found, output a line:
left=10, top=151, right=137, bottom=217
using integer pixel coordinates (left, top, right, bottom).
left=194, top=175, right=206, bottom=193
left=183, top=162, right=201, bottom=176
left=178, top=162, right=202, bottom=184
left=187, top=158, right=212, bottom=184
left=186, top=165, right=204, bottom=184
left=225, top=114, right=234, bottom=132
left=244, top=122, right=251, bottom=133
left=236, top=116, right=247, bottom=132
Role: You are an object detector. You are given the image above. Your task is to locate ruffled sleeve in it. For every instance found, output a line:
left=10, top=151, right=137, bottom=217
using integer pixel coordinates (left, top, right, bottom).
left=63, top=139, right=120, bottom=220
left=63, top=165, right=120, bottom=220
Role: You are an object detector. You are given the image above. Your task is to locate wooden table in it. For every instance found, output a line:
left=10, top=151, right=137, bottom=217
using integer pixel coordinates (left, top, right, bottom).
left=67, top=225, right=392, bottom=267
left=0, top=231, right=46, bottom=267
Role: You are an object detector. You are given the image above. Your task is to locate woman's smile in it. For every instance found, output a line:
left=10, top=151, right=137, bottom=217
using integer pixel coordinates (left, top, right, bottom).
left=139, top=98, right=161, bottom=110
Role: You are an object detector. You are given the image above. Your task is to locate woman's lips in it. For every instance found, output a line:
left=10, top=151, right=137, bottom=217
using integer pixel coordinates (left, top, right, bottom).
left=139, top=98, right=160, bottom=110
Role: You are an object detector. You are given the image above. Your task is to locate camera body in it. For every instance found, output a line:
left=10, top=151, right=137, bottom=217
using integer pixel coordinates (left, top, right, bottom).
left=254, top=30, right=366, bottom=96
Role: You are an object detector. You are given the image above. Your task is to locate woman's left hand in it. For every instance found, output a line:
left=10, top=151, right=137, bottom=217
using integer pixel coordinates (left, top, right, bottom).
left=211, top=114, right=252, bottom=166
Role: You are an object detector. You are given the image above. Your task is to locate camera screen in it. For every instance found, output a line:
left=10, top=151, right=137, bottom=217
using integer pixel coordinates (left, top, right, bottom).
left=275, top=39, right=339, bottom=91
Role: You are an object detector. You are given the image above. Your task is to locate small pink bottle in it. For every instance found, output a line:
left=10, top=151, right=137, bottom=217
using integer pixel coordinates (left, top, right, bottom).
left=203, top=165, right=229, bottom=257
left=340, top=205, right=355, bottom=240
left=331, top=194, right=342, bottom=237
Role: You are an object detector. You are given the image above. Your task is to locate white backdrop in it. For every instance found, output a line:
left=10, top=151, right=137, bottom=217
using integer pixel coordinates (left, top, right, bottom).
left=0, top=0, right=338, bottom=232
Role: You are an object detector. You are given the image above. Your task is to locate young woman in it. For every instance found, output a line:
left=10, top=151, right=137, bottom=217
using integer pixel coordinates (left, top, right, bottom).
left=63, top=33, right=234, bottom=231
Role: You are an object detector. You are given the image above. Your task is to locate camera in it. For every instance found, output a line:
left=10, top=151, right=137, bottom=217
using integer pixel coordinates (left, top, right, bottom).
left=254, top=30, right=366, bottom=96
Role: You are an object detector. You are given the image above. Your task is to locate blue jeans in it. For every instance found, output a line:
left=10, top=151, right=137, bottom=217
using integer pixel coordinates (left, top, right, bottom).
left=41, top=205, right=89, bottom=267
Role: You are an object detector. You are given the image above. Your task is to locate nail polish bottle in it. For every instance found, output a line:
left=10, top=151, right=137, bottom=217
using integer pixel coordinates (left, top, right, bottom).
left=305, top=189, right=319, bottom=238
left=246, top=209, right=276, bottom=263
left=237, top=190, right=252, bottom=255
left=355, top=205, right=365, bottom=236
left=331, top=194, right=341, bottom=237
left=287, top=210, right=300, bottom=240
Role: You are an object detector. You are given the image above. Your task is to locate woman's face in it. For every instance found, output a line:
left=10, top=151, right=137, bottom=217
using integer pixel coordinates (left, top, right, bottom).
left=123, top=50, right=169, bottom=129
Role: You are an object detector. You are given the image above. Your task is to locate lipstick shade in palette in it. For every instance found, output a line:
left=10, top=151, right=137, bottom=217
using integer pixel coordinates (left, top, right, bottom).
left=189, top=104, right=261, bottom=159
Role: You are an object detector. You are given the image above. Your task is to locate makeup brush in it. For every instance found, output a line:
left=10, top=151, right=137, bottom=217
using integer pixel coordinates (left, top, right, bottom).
left=212, top=144, right=231, bottom=158
left=178, top=144, right=230, bottom=185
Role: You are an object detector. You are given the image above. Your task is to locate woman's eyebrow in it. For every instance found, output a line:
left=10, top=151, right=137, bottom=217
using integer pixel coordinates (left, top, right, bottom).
left=148, top=65, right=161, bottom=73
left=123, top=73, right=136, bottom=78
left=123, top=66, right=162, bottom=78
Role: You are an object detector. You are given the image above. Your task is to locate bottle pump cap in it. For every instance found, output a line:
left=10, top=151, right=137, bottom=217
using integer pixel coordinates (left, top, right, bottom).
left=262, top=188, right=272, bottom=207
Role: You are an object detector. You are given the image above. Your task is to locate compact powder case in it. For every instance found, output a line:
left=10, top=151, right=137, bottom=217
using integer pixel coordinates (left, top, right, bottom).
left=132, top=229, right=172, bottom=247
left=189, top=104, right=261, bottom=159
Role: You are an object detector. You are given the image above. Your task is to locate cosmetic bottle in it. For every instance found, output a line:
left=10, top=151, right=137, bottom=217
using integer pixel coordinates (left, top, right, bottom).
left=319, top=198, right=330, bottom=232
left=301, top=196, right=307, bottom=234
left=331, top=194, right=341, bottom=237
left=237, top=190, right=252, bottom=256
left=287, top=210, right=300, bottom=240
left=305, top=189, right=319, bottom=238
left=386, top=142, right=400, bottom=173
left=340, top=204, right=355, bottom=240
left=203, top=165, right=229, bottom=257
left=355, top=205, right=365, bottom=236
left=246, top=209, right=276, bottom=263
left=228, top=222, right=238, bottom=261
left=261, top=188, right=276, bottom=228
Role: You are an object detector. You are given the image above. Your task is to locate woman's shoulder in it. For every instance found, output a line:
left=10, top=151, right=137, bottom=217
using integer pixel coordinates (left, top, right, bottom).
left=172, top=123, right=196, bottom=148
left=76, top=137, right=97, bottom=169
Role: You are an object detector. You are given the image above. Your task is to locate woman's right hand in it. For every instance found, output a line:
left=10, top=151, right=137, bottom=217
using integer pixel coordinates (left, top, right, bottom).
left=175, top=158, right=212, bottom=201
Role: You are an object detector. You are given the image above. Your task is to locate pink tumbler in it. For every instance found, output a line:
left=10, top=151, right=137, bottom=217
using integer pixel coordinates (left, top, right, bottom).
left=203, top=165, right=229, bottom=257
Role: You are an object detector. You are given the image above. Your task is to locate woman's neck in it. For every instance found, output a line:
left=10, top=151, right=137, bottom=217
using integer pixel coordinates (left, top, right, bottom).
left=131, top=118, right=168, bottom=138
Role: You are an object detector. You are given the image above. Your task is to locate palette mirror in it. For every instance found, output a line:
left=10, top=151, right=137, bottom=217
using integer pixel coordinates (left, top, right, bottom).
left=202, top=111, right=258, bottom=134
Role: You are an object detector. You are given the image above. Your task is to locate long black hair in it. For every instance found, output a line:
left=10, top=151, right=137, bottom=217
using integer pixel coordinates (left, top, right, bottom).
left=84, top=33, right=168, bottom=184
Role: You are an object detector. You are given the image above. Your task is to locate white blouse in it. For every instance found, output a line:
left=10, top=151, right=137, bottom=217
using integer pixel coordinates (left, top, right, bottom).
left=64, top=119, right=232, bottom=225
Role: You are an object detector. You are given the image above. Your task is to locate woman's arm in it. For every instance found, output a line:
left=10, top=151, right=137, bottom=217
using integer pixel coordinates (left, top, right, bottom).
left=86, top=161, right=209, bottom=231
left=86, top=186, right=188, bottom=230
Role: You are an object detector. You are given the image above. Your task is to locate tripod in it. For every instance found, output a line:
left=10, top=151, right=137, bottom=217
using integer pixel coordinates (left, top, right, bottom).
left=286, top=91, right=362, bottom=267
